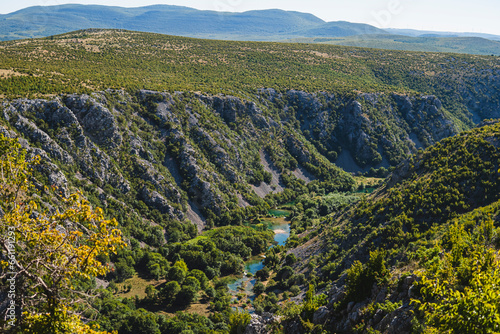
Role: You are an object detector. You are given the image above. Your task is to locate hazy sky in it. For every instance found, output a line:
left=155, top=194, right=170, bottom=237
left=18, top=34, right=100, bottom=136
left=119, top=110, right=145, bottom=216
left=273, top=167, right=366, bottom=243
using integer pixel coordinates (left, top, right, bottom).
left=2, top=0, right=500, bottom=35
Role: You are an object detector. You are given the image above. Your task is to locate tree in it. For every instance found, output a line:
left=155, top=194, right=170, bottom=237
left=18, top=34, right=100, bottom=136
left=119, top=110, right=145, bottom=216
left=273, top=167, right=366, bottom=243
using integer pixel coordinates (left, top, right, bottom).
left=183, top=276, right=201, bottom=292
left=159, top=281, right=181, bottom=304
left=414, top=220, right=500, bottom=334
left=228, top=311, right=251, bottom=334
left=255, top=267, right=270, bottom=281
left=168, top=266, right=187, bottom=284
left=145, top=285, right=157, bottom=300
left=119, top=309, right=160, bottom=334
left=285, top=253, right=298, bottom=265
left=276, top=266, right=294, bottom=282
left=301, top=284, right=327, bottom=322
left=253, top=281, right=265, bottom=296
left=0, top=134, right=124, bottom=333
left=115, top=259, right=135, bottom=282
left=175, top=285, right=198, bottom=306
left=189, top=269, right=208, bottom=290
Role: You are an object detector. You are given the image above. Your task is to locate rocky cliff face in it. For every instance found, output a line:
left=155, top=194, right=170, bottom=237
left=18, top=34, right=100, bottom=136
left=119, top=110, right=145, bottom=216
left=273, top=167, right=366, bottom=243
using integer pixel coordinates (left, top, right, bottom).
left=2, top=97, right=130, bottom=193
left=258, top=89, right=459, bottom=171
left=0, top=88, right=474, bottom=239
left=292, top=275, right=417, bottom=334
left=441, top=67, right=500, bottom=122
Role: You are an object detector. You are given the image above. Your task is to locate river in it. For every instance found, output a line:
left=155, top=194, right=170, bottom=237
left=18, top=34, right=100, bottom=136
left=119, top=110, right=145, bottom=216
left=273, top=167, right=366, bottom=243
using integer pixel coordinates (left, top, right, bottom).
left=228, top=212, right=291, bottom=308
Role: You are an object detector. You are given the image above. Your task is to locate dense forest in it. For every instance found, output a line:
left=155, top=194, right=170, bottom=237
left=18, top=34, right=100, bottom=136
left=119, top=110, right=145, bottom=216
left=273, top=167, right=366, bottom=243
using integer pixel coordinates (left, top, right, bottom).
left=0, top=29, right=499, bottom=334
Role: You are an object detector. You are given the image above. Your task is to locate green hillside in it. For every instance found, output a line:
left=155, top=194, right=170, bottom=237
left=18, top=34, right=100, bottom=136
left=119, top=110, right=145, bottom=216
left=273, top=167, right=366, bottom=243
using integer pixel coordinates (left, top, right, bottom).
left=284, top=120, right=500, bottom=333
left=2, top=29, right=500, bottom=172
left=286, top=34, right=500, bottom=56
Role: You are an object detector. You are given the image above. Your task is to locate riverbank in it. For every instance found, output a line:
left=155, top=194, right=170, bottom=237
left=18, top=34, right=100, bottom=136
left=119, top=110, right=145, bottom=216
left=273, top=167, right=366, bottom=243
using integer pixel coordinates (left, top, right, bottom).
left=227, top=213, right=291, bottom=309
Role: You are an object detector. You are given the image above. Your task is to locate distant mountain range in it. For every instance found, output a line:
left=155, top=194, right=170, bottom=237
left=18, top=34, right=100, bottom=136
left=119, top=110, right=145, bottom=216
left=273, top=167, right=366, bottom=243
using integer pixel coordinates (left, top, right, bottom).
left=1, top=4, right=500, bottom=55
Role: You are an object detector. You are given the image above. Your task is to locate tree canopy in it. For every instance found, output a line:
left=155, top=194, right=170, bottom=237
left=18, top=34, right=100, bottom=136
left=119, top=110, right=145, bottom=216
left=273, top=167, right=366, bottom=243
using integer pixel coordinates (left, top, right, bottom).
left=0, top=133, right=124, bottom=333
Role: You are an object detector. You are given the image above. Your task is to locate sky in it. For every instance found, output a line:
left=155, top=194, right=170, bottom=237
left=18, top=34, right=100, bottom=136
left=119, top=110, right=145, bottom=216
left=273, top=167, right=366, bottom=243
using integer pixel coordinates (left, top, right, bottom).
left=1, top=0, right=500, bottom=35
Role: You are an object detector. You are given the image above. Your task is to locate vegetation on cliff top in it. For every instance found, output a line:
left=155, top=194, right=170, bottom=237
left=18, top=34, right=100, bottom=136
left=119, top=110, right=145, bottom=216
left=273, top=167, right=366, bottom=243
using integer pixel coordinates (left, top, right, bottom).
left=0, top=29, right=498, bottom=121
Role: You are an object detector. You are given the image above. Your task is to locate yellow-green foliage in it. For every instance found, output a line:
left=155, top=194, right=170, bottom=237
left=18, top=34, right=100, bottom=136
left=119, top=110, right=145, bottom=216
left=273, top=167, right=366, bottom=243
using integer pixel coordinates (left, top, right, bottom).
left=228, top=311, right=251, bottom=334
left=0, top=134, right=122, bottom=333
left=413, top=201, right=500, bottom=333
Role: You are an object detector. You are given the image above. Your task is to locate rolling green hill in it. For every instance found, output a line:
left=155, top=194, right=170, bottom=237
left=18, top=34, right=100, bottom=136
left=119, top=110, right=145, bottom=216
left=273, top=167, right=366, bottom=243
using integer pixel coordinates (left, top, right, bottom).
left=286, top=34, right=500, bottom=56
left=288, top=21, right=386, bottom=38
left=386, top=28, right=500, bottom=41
